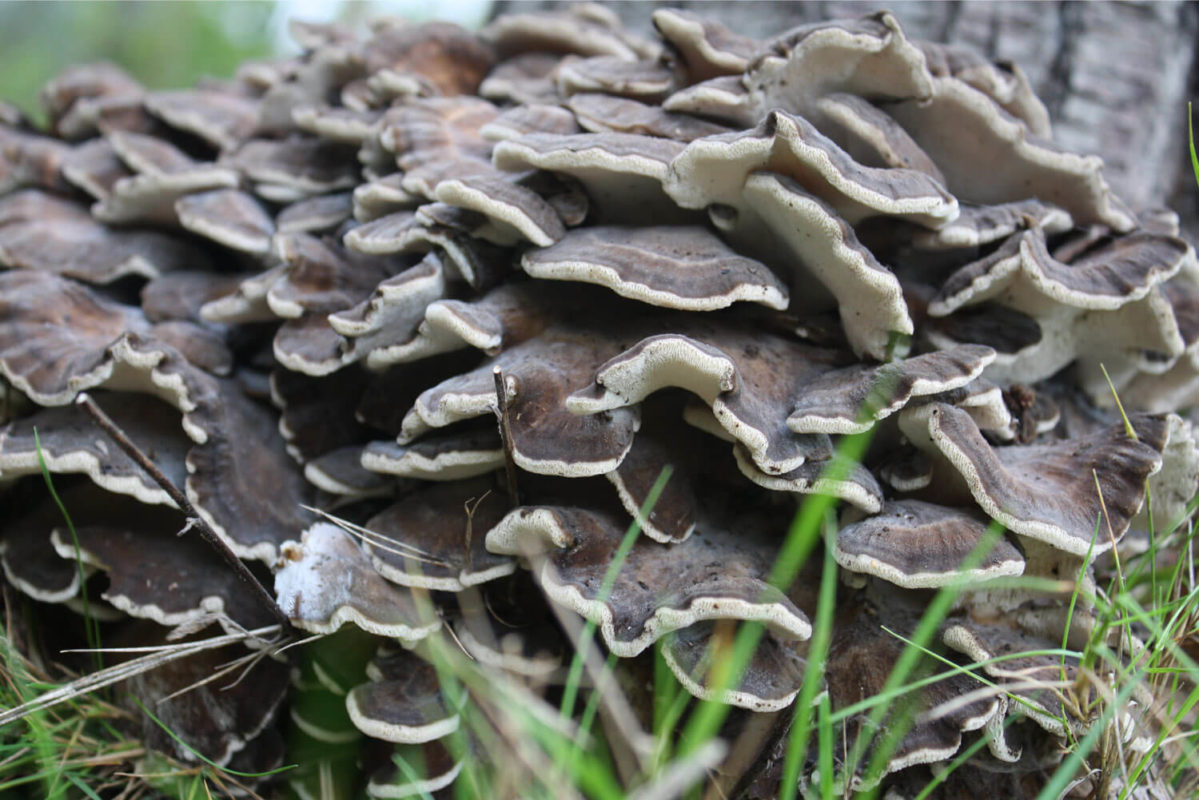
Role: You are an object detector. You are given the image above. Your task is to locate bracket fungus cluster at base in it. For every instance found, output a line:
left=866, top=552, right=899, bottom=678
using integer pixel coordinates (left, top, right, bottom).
left=1, top=5, right=1197, bottom=798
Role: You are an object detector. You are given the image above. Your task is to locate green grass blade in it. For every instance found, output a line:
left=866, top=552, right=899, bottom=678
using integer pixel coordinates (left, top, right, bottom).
left=560, top=466, right=674, bottom=722
left=778, top=512, right=838, bottom=800
left=34, top=428, right=102, bottom=670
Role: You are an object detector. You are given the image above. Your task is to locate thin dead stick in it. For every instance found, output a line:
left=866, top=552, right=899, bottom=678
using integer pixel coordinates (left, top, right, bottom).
left=76, top=393, right=291, bottom=632
left=493, top=366, right=521, bottom=508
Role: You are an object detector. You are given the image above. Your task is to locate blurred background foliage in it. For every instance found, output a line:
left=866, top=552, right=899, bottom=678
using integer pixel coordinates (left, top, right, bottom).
left=0, top=0, right=495, bottom=124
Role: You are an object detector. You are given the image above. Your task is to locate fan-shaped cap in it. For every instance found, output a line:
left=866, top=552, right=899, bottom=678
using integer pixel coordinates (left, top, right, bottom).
left=327, top=251, right=449, bottom=342
left=362, top=476, right=515, bottom=591
left=555, top=56, right=681, bottom=104
left=606, top=430, right=699, bottom=544
left=362, top=426, right=502, bottom=482
left=730, top=446, right=883, bottom=513
left=920, top=40, right=1051, bottom=139
left=346, top=647, right=458, bottom=743
left=433, top=171, right=566, bottom=247
left=920, top=403, right=1167, bottom=555
left=292, top=105, right=381, bottom=145
left=275, top=522, right=440, bottom=643
left=126, top=636, right=289, bottom=766
left=930, top=226, right=1192, bottom=316
left=40, top=62, right=142, bottom=131
left=482, top=5, right=652, bottom=61
left=0, top=190, right=211, bottom=283
left=662, top=620, right=806, bottom=712
left=175, top=189, right=274, bottom=253
left=886, top=75, right=1135, bottom=231
left=768, top=177, right=914, bottom=348
left=834, top=500, right=1025, bottom=589
left=402, top=326, right=639, bottom=478
left=826, top=588, right=1000, bottom=784
left=0, top=392, right=190, bottom=504
left=0, top=271, right=213, bottom=409
left=651, top=9, right=757, bottom=81
left=367, top=740, right=463, bottom=798
left=92, top=164, right=240, bottom=226
left=521, top=225, right=787, bottom=311
left=566, top=93, right=731, bottom=142
left=363, top=20, right=494, bottom=96
left=184, top=379, right=314, bottom=562
left=478, top=53, right=564, bottom=106
left=0, top=125, right=74, bottom=194
left=229, top=137, right=360, bottom=199
left=567, top=322, right=839, bottom=474
left=269, top=232, right=405, bottom=319
left=942, top=620, right=1081, bottom=736
left=144, top=89, right=260, bottom=150
left=486, top=503, right=811, bottom=657
left=785, top=345, right=995, bottom=434
left=910, top=199, right=1072, bottom=251
left=60, top=138, right=131, bottom=200
left=278, top=192, right=354, bottom=234
left=482, top=104, right=582, bottom=142
left=51, top=519, right=276, bottom=632
left=810, top=93, right=945, bottom=183
left=492, top=132, right=685, bottom=219
left=666, top=110, right=958, bottom=229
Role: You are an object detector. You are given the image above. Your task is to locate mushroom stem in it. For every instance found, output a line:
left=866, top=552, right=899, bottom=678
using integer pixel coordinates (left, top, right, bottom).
left=492, top=366, right=521, bottom=508
left=75, top=392, right=293, bottom=633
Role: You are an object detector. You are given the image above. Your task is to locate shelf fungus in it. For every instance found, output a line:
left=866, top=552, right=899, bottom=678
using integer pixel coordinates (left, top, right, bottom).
left=2, top=5, right=1197, bottom=796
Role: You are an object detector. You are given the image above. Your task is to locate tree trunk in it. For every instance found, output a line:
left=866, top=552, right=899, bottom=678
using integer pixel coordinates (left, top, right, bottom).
left=489, top=1, right=1199, bottom=238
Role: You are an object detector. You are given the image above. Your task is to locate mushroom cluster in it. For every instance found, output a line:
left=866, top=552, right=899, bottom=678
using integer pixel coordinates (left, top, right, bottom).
left=1, top=5, right=1196, bottom=797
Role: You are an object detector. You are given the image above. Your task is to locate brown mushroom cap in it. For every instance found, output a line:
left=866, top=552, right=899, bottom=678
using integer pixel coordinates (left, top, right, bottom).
left=175, top=188, right=275, bottom=253
left=666, top=110, right=958, bottom=229
left=144, top=89, right=260, bottom=150
left=738, top=173, right=914, bottom=360
left=403, top=325, right=639, bottom=478
left=662, top=621, right=806, bottom=712
left=0, top=392, right=190, bottom=504
left=919, top=403, right=1167, bottom=555
left=184, top=378, right=313, bottom=561
left=51, top=519, right=275, bottom=632
left=362, top=425, right=503, bottom=482
left=942, top=620, right=1082, bottom=736
left=566, top=93, right=731, bottom=143
left=555, top=56, right=681, bottom=104
left=930, top=226, right=1192, bottom=317
left=361, top=476, right=515, bottom=591
left=362, top=20, right=495, bottom=97
left=0, top=190, right=211, bottom=283
left=785, top=344, right=995, bottom=434
left=521, top=224, right=787, bottom=311
left=481, top=5, right=653, bottom=61
left=834, top=500, right=1025, bottom=589
left=650, top=8, right=757, bottom=82
left=278, top=192, right=355, bottom=234
left=826, top=587, right=999, bottom=785
left=0, top=271, right=216, bottom=409
left=885, top=75, right=1135, bottom=231
left=125, top=635, right=289, bottom=766
left=367, top=740, right=463, bottom=798
left=346, top=647, right=458, bottom=743
left=485, top=503, right=811, bottom=657
left=275, top=522, right=440, bottom=643
left=567, top=322, right=843, bottom=475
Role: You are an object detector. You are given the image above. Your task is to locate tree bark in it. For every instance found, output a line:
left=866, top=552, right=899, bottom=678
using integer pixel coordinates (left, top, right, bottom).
left=489, top=1, right=1199, bottom=238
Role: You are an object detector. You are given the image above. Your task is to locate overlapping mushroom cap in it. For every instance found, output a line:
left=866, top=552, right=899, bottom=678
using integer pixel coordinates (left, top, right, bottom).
left=1, top=5, right=1196, bottom=797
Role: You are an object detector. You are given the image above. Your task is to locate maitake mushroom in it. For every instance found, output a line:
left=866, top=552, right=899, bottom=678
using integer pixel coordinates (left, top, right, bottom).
left=1, top=5, right=1196, bottom=797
